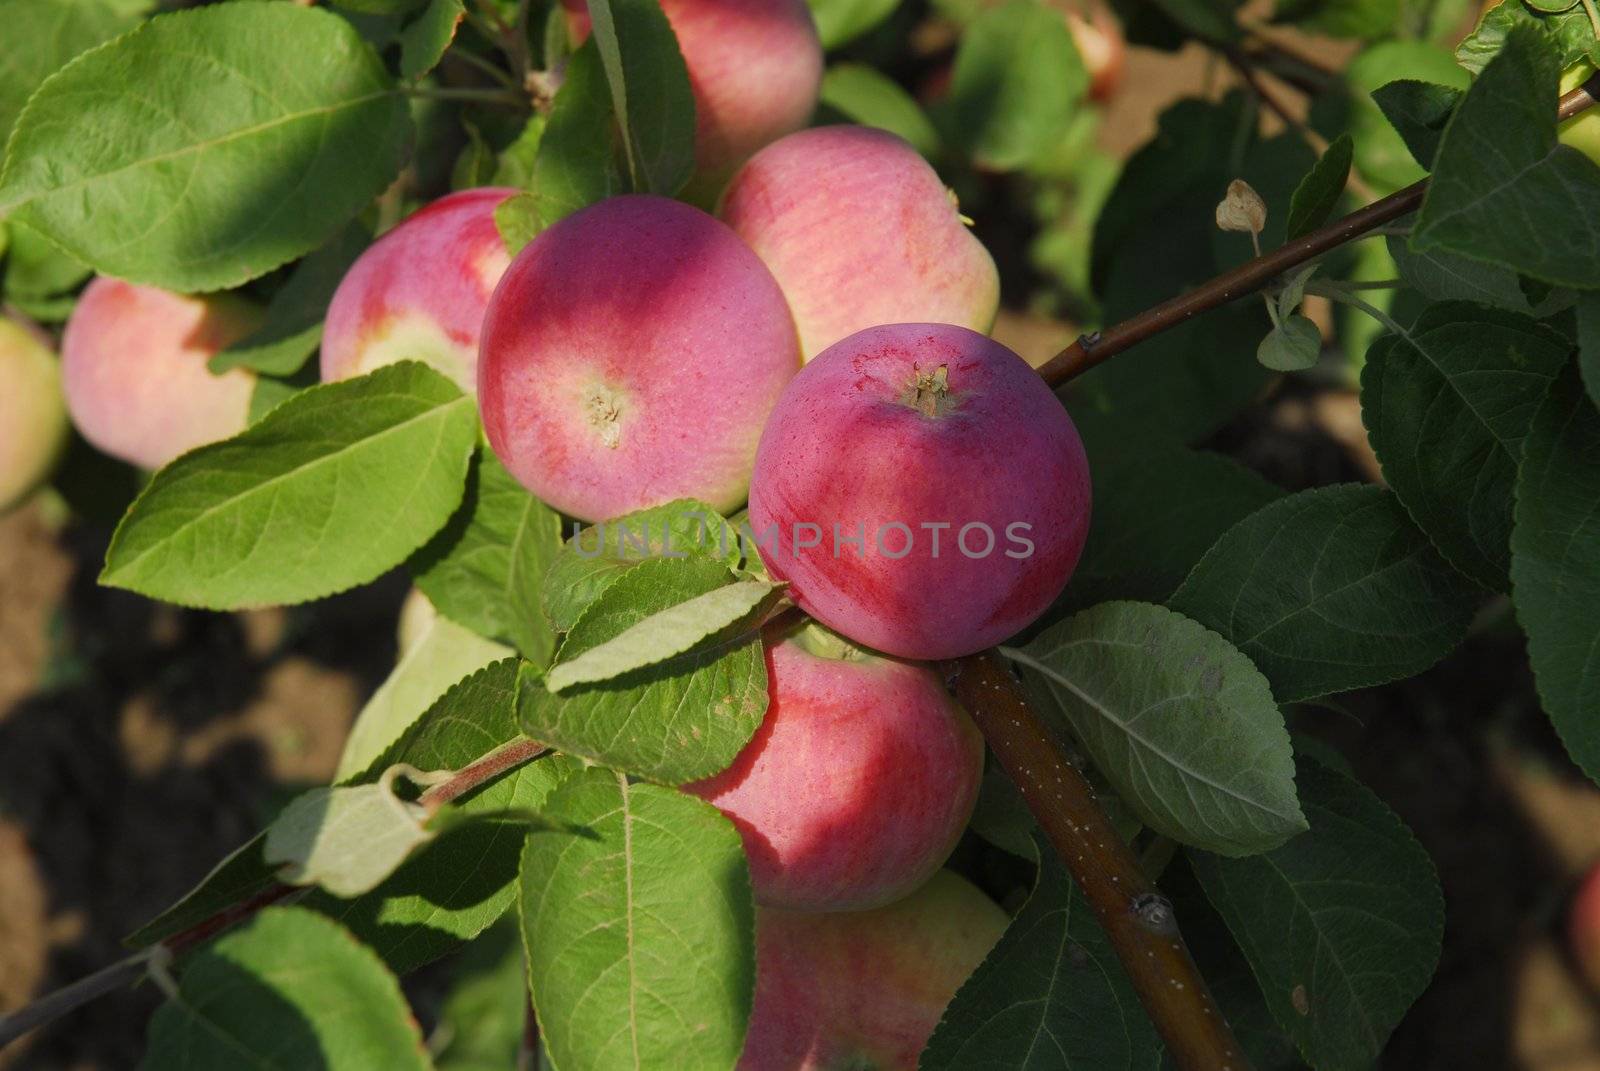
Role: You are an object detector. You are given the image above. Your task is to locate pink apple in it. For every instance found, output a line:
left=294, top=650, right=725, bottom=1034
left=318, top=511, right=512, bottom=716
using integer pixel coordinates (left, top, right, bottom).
left=740, top=870, right=1008, bottom=1070
left=746, top=323, right=1091, bottom=661
left=687, top=621, right=983, bottom=911
left=1066, top=4, right=1124, bottom=103
left=478, top=194, right=800, bottom=521
left=719, top=126, right=1000, bottom=362
left=61, top=279, right=261, bottom=471
left=1571, top=860, right=1600, bottom=992
left=321, top=187, right=517, bottom=392
left=0, top=317, right=68, bottom=512
left=561, top=0, right=822, bottom=197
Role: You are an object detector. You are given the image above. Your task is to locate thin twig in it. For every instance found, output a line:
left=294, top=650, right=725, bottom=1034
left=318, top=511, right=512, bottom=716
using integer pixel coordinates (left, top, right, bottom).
left=1039, top=74, right=1600, bottom=388
left=0, top=954, right=151, bottom=1050
left=947, top=653, right=1251, bottom=1071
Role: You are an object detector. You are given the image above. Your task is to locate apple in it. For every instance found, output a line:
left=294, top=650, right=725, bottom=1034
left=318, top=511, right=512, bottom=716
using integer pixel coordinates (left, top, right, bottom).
left=478, top=194, right=800, bottom=521
left=739, top=870, right=1008, bottom=1070
left=687, top=620, right=983, bottom=911
left=0, top=317, right=68, bottom=513
left=718, top=126, right=1000, bottom=362
left=560, top=0, right=822, bottom=198
left=746, top=323, right=1091, bottom=661
left=1065, top=3, right=1124, bottom=103
left=1560, top=61, right=1600, bottom=167
left=321, top=186, right=517, bottom=393
left=1571, top=860, right=1600, bottom=993
left=61, top=278, right=261, bottom=471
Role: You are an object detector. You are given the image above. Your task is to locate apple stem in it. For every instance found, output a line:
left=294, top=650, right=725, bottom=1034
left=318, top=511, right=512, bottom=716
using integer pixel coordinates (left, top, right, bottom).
left=1038, top=73, right=1600, bottom=389
left=947, top=651, right=1254, bottom=1071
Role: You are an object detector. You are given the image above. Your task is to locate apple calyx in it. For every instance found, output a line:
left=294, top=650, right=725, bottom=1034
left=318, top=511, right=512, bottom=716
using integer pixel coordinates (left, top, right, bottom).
left=584, top=385, right=624, bottom=449
left=900, top=363, right=953, bottom=419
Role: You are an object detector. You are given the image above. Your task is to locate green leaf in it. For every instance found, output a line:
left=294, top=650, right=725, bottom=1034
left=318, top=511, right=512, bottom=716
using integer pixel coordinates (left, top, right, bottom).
left=248, top=364, right=319, bottom=425
left=818, top=64, right=941, bottom=157
left=124, top=836, right=279, bottom=949
left=141, top=907, right=431, bottom=1071
left=412, top=450, right=564, bottom=665
left=0, top=0, right=148, bottom=149
left=1511, top=363, right=1600, bottom=783
left=1148, top=0, right=1243, bottom=41
left=1271, top=0, right=1397, bottom=38
left=319, top=659, right=582, bottom=973
left=1361, top=302, right=1572, bottom=589
left=212, top=221, right=371, bottom=376
left=1169, top=484, right=1480, bottom=702
left=491, top=114, right=547, bottom=188
left=264, top=782, right=435, bottom=898
left=101, top=361, right=477, bottom=609
left=808, top=0, right=901, bottom=47
left=1388, top=231, right=1573, bottom=315
left=940, top=0, right=1087, bottom=171
left=1256, top=314, right=1322, bottom=371
left=519, top=769, right=754, bottom=1071
left=548, top=577, right=780, bottom=691
left=521, top=557, right=769, bottom=783
left=333, top=0, right=428, bottom=14
left=586, top=0, right=696, bottom=195
left=400, top=0, right=465, bottom=80
left=1010, top=601, right=1306, bottom=856
left=336, top=609, right=513, bottom=781
left=1370, top=80, right=1461, bottom=171
left=921, top=833, right=1161, bottom=1069
left=1190, top=758, right=1444, bottom=1070
left=1416, top=25, right=1600, bottom=288
left=1457, top=0, right=1600, bottom=74
left=0, top=220, right=89, bottom=300
left=1285, top=133, right=1352, bottom=239
left=1576, top=289, right=1600, bottom=406
left=0, top=3, right=411, bottom=292
left=542, top=497, right=742, bottom=633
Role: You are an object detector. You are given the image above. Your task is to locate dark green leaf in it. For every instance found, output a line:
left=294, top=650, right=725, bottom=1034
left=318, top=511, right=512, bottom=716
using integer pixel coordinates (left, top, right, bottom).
left=433, top=922, right=526, bottom=1071
left=0, top=3, right=411, bottom=291
left=1511, top=363, right=1600, bottom=783
left=1286, top=134, right=1352, bottom=239
left=1272, top=0, right=1397, bottom=38
left=1388, top=231, right=1574, bottom=315
left=818, top=64, right=941, bottom=157
left=1370, top=80, right=1461, bottom=170
left=124, top=837, right=278, bottom=949
left=1170, top=484, right=1480, bottom=701
left=1148, top=0, right=1242, bottom=41
left=1361, top=302, right=1572, bottom=589
left=1190, top=758, right=1443, bottom=1070
left=400, top=0, right=465, bottom=80
left=1575, top=288, right=1600, bottom=405
left=586, top=0, right=696, bottom=194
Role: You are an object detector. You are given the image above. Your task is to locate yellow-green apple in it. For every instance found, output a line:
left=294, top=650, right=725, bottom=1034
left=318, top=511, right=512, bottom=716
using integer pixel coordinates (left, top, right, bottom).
left=719, top=126, right=999, bottom=362
left=61, top=279, right=261, bottom=470
left=687, top=620, right=983, bottom=911
left=739, top=870, right=1008, bottom=1070
left=560, top=0, right=822, bottom=197
left=478, top=194, right=800, bottom=521
left=1560, top=62, right=1600, bottom=166
left=321, top=187, right=517, bottom=392
left=746, top=323, right=1091, bottom=660
left=1571, top=860, right=1600, bottom=993
left=0, top=317, right=68, bottom=512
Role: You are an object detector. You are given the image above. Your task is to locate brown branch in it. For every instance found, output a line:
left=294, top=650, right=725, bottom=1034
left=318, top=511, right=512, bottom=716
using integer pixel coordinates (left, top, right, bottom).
left=1039, top=73, right=1600, bottom=388
left=948, top=652, right=1251, bottom=1071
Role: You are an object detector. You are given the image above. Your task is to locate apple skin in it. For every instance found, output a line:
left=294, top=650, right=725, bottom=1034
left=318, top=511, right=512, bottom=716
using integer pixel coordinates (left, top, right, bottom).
left=1560, top=62, right=1600, bottom=167
left=1066, top=4, right=1124, bottom=103
left=718, top=126, right=1000, bottom=362
left=1571, top=861, right=1600, bottom=993
left=0, top=317, right=69, bottom=513
left=478, top=194, right=800, bottom=521
left=687, top=621, right=984, bottom=911
left=61, top=278, right=262, bottom=471
left=321, top=187, right=517, bottom=393
left=561, top=0, right=822, bottom=197
left=739, top=870, right=1008, bottom=1071
left=746, top=323, right=1091, bottom=661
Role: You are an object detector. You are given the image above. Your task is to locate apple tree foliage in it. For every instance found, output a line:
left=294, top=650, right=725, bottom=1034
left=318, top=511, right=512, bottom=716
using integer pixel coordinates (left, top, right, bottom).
left=1, top=0, right=1598, bottom=1067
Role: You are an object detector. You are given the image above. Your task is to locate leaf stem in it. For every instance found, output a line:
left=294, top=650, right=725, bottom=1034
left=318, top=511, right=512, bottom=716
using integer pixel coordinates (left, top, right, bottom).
left=1306, top=279, right=1409, bottom=336
left=947, top=652, right=1252, bottom=1071
left=406, top=85, right=528, bottom=108
left=445, top=46, right=520, bottom=90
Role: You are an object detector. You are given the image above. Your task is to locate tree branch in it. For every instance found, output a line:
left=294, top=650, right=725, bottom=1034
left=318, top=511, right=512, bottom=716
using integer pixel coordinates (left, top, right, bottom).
left=948, top=652, right=1251, bottom=1071
left=1038, top=73, right=1600, bottom=388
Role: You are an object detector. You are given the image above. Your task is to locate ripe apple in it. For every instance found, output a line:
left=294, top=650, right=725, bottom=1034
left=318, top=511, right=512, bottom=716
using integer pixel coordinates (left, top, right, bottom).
left=322, top=187, right=517, bottom=393
left=0, top=317, right=68, bottom=513
left=1560, top=61, right=1600, bottom=166
left=61, top=278, right=261, bottom=470
left=477, top=194, right=799, bottom=521
left=1065, top=3, right=1124, bottom=103
left=687, top=621, right=983, bottom=911
left=560, top=0, right=822, bottom=198
left=718, top=126, right=1000, bottom=362
left=739, top=870, right=1008, bottom=1070
left=1571, top=860, right=1600, bottom=992
left=746, top=323, right=1091, bottom=661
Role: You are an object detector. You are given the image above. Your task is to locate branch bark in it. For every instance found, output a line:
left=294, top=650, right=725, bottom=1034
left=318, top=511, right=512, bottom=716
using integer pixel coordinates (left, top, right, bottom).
left=1038, top=73, right=1600, bottom=388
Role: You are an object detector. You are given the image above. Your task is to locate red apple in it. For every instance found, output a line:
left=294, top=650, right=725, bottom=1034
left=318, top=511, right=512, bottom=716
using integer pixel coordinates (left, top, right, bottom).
left=1571, top=860, right=1600, bottom=992
left=0, top=317, right=68, bottom=512
left=321, top=187, right=516, bottom=393
left=477, top=194, right=799, bottom=521
left=719, top=125, right=1000, bottom=362
left=61, top=279, right=261, bottom=470
left=560, top=0, right=823, bottom=198
left=687, top=621, right=984, bottom=911
left=739, top=870, right=1008, bottom=1070
left=746, top=323, right=1091, bottom=661
left=1066, top=4, right=1124, bottom=103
